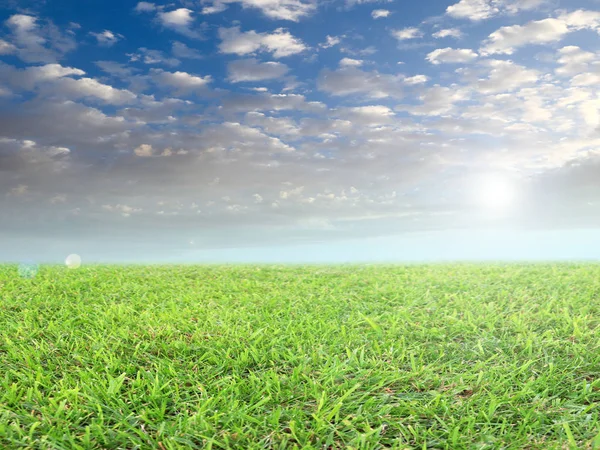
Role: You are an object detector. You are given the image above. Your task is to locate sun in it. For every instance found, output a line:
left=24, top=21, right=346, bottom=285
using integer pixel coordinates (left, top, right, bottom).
left=477, top=175, right=516, bottom=212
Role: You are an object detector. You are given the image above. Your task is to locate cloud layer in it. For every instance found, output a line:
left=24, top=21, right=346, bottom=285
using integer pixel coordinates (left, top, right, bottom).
left=1, top=1, right=600, bottom=260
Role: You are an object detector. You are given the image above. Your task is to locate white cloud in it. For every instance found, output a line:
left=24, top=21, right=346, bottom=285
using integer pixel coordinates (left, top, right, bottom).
left=339, top=105, right=395, bottom=125
left=561, top=9, right=600, bottom=30
left=134, top=144, right=154, bottom=157
left=157, top=8, right=202, bottom=38
left=90, top=30, right=122, bottom=47
left=339, top=57, right=363, bottom=67
left=396, top=85, right=470, bottom=116
left=150, top=69, right=212, bottom=93
left=475, top=59, right=539, bottom=94
left=432, top=28, right=463, bottom=39
left=159, top=8, right=193, bottom=27
left=320, top=35, right=342, bottom=49
left=201, top=0, right=316, bottom=21
left=371, top=9, right=390, bottom=19
left=172, top=41, right=203, bottom=59
left=26, top=64, right=86, bottom=83
left=571, top=73, right=600, bottom=87
left=245, top=112, right=300, bottom=137
left=128, top=47, right=180, bottom=67
left=555, top=46, right=596, bottom=77
left=200, top=122, right=295, bottom=153
left=446, top=0, right=548, bottom=21
left=218, top=27, right=307, bottom=58
left=446, top=0, right=497, bottom=21
left=227, top=58, right=289, bottom=83
left=480, top=18, right=569, bottom=55
left=0, top=39, right=16, bottom=55
left=392, top=27, right=423, bottom=40
left=0, top=63, right=135, bottom=104
left=51, top=77, right=137, bottom=104
left=427, top=47, right=478, bottom=64
left=95, top=61, right=135, bottom=77
left=318, top=67, right=405, bottom=98
left=481, top=10, right=600, bottom=55
left=134, top=2, right=157, bottom=12
left=5, top=14, right=77, bottom=63
left=404, top=74, right=429, bottom=84
left=221, top=92, right=325, bottom=114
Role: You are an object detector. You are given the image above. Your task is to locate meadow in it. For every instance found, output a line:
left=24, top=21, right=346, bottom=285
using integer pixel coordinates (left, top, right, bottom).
left=1, top=264, right=599, bottom=449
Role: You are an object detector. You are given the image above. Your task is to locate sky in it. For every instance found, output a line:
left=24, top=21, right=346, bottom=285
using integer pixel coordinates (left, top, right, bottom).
left=1, top=0, right=600, bottom=263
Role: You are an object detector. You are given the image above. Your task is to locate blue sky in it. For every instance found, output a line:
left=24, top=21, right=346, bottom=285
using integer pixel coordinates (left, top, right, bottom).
left=1, top=0, right=600, bottom=263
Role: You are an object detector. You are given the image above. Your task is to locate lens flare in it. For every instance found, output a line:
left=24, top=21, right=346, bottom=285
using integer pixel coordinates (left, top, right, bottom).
left=65, top=254, right=82, bottom=269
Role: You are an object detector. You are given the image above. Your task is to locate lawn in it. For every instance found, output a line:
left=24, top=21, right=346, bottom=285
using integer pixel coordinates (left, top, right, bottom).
left=1, top=264, right=599, bottom=449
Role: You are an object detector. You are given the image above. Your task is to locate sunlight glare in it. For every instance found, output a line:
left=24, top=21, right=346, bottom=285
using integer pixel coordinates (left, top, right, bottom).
left=477, top=175, right=516, bottom=213
left=65, top=254, right=82, bottom=269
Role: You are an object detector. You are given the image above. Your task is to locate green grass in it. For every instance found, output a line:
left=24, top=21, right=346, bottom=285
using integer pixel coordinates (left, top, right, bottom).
left=1, top=264, right=600, bottom=449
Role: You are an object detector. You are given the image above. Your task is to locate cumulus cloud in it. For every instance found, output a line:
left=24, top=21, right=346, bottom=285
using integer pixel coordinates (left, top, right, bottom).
left=481, top=10, right=600, bottom=55
left=446, top=0, right=498, bottom=20
left=134, top=143, right=154, bottom=157
left=128, top=47, right=180, bottom=67
left=371, top=9, right=390, bottom=19
left=8, top=0, right=600, bottom=260
left=4, top=14, right=77, bottom=63
left=201, top=0, right=316, bottom=21
left=404, top=74, right=429, bottom=85
left=220, top=92, right=325, bottom=114
left=49, top=77, right=137, bottom=104
left=480, top=18, right=569, bottom=55
left=446, top=0, right=548, bottom=21
left=134, top=2, right=157, bottom=12
left=339, top=57, right=363, bottom=67
left=427, top=47, right=478, bottom=64
left=338, top=105, right=395, bottom=126
left=245, top=112, right=300, bottom=137
left=133, top=6, right=204, bottom=39
left=157, top=8, right=203, bottom=38
left=432, top=28, right=463, bottom=39
left=150, top=69, right=212, bottom=93
left=95, top=61, right=136, bottom=77
left=227, top=58, right=289, bottom=83
left=158, top=8, right=193, bottom=27
left=392, top=27, right=423, bottom=40
left=0, top=62, right=136, bottom=104
left=218, top=26, right=307, bottom=58
left=397, top=85, right=470, bottom=116
left=320, top=35, right=342, bottom=49
left=0, top=39, right=17, bottom=55
left=474, top=59, right=539, bottom=94
left=318, top=67, right=405, bottom=98
left=200, top=122, right=295, bottom=153
left=171, top=41, right=203, bottom=59
left=555, top=46, right=597, bottom=77
left=90, top=30, right=123, bottom=46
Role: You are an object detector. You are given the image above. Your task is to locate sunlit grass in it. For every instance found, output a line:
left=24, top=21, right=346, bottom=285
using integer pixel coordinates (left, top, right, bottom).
left=1, top=264, right=600, bottom=449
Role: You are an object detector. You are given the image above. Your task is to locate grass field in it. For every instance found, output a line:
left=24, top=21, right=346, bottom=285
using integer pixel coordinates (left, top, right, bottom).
left=1, top=264, right=600, bottom=449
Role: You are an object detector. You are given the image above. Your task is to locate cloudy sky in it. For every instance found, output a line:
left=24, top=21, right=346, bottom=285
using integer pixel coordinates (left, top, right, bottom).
left=1, top=0, right=600, bottom=263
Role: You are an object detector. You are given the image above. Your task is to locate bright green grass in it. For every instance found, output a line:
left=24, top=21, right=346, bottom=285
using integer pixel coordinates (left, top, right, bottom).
left=1, top=264, right=600, bottom=450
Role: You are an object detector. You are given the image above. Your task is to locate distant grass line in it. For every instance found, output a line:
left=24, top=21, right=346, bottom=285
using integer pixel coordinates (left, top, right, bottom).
left=1, top=264, right=599, bottom=449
